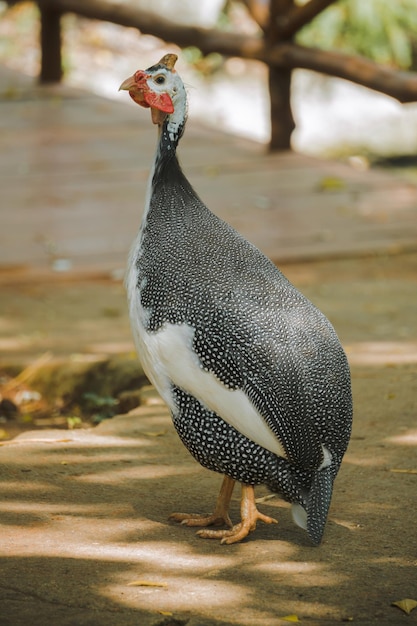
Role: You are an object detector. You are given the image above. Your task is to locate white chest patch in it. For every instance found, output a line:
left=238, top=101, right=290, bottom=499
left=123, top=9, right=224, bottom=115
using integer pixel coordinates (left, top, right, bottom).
left=129, top=313, right=286, bottom=459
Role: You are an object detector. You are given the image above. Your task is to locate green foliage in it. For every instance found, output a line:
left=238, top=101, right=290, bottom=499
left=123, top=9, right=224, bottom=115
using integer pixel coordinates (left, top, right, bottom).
left=182, top=47, right=224, bottom=76
left=66, top=416, right=83, bottom=430
left=297, top=0, right=417, bottom=69
left=82, top=392, right=118, bottom=423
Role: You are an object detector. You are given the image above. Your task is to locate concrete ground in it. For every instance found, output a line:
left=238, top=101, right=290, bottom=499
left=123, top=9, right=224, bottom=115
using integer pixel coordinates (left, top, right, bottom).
left=2, top=66, right=417, bottom=278
left=0, top=67, right=417, bottom=625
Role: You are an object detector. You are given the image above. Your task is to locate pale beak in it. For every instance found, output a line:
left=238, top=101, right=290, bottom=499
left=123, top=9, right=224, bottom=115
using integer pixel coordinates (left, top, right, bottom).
left=118, top=75, right=136, bottom=91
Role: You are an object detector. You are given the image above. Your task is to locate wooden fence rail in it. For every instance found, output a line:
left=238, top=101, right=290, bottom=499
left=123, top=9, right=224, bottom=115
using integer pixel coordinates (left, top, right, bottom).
left=8, top=0, right=417, bottom=149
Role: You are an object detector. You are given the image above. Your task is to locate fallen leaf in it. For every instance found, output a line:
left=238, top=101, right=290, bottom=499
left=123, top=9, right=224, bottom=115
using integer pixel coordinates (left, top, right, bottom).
left=0, top=437, right=74, bottom=446
left=317, top=176, right=345, bottom=191
left=282, top=615, right=299, bottom=623
left=3, top=352, right=53, bottom=391
left=127, top=580, right=167, bottom=588
left=390, top=469, right=417, bottom=474
left=391, top=599, right=417, bottom=615
left=158, top=611, right=173, bottom=616
left=255, top=494, right=277, bottom=504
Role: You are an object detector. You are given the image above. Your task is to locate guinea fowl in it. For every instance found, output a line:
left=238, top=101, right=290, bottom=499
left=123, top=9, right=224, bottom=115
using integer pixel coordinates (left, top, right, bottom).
left=119, top=54, right=352, bottom=545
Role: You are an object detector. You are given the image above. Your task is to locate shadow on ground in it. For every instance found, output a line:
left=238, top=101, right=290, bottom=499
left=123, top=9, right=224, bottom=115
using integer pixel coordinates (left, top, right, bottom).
left=0, top=253, right=416, bottom=625
left=1, top=358, right=416, bottom=625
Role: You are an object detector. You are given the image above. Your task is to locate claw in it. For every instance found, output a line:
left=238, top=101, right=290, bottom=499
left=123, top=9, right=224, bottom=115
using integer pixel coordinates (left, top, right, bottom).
left=170, top=479, right=278, bottom=544
left=197, top=486, right=277, bottom=544
left=169, top=511, right=233, bottom=528
left=169, top=475, right=235, bottom=529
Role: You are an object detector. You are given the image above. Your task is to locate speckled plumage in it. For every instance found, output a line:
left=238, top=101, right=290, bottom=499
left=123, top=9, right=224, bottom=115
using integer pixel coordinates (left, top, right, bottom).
left=123, top=57, right=352, bottom=545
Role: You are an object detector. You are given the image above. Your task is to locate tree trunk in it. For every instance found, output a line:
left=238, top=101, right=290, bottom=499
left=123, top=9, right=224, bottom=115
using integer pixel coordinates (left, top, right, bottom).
left=39, top=4, right=63, bottom=83
left=267, top=0, right=295, bottom=151
left=268, top=66, right=295, bottom=150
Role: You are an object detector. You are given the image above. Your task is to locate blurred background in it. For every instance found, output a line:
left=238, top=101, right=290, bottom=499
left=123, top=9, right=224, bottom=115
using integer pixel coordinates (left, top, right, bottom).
left=2, top=0, right=417, bottom=158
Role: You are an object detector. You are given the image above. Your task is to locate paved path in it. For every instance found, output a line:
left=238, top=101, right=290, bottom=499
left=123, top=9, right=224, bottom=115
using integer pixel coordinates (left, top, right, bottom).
left=1, top=66, right=417, bottom=281
left=1, top=67, right=417, bottom=626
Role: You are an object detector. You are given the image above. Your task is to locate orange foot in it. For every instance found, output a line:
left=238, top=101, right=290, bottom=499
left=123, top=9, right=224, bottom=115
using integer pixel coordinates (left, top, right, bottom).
left=198, top=484, right=278, bottom=544
left=169, top=475, right=235, bottom=529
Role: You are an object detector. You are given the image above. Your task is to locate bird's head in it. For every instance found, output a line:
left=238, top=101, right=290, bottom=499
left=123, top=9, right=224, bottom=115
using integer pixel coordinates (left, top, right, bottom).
left=119, top=54, right=185, bottom=126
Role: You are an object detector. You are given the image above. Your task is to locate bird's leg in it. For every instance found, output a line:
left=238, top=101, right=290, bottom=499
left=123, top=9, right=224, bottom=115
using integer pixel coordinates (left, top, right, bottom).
left=169, top=475, right=235, bottom=528
left=197, top=484, right=278, bottom=544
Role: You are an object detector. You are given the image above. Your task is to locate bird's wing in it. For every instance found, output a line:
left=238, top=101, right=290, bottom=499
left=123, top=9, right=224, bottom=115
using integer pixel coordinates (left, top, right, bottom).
left=192, top=303, right=335, bottom=471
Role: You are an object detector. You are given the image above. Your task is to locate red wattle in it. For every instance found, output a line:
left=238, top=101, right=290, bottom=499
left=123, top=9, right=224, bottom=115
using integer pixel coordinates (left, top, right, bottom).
left=144, top=91, right=174, bottom=114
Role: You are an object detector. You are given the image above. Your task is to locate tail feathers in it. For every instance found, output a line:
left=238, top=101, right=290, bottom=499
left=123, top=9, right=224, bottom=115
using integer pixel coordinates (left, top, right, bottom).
left=291, top=466, right=334, bottom=545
